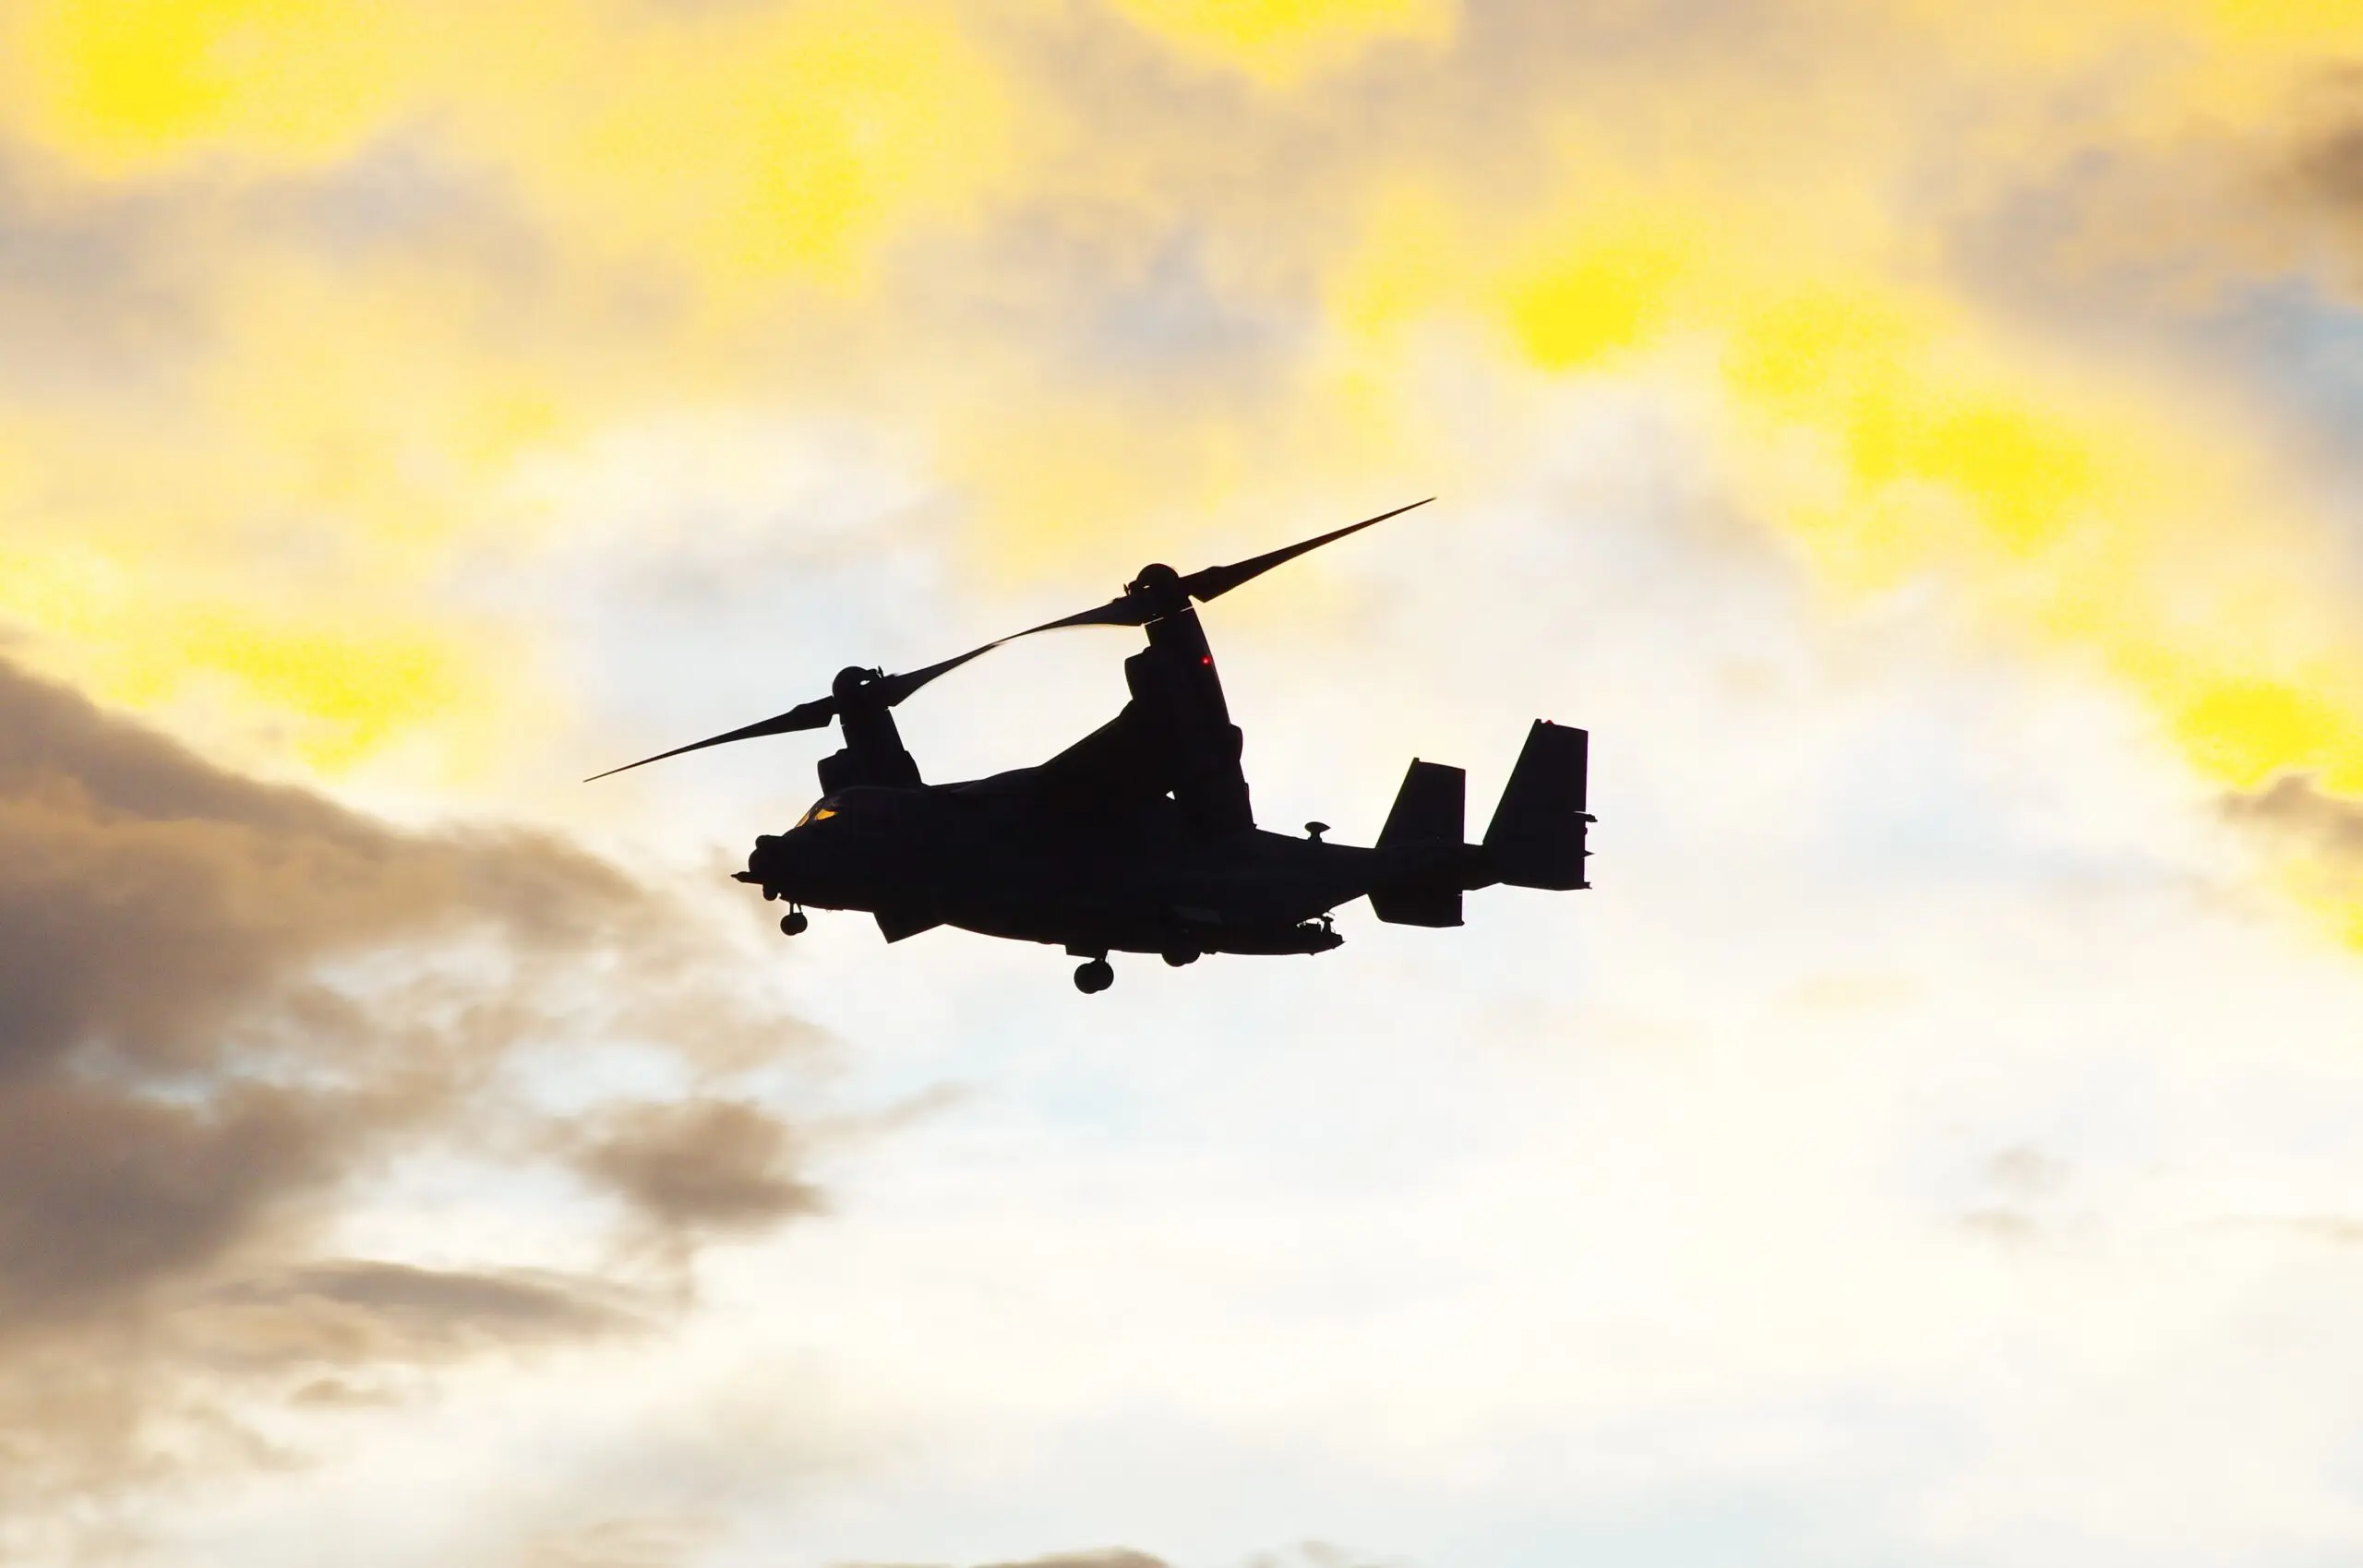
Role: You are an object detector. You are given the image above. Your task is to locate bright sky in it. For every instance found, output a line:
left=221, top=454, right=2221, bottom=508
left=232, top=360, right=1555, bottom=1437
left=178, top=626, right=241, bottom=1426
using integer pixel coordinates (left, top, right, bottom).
left=6, top=3, right=2363, bottom=1565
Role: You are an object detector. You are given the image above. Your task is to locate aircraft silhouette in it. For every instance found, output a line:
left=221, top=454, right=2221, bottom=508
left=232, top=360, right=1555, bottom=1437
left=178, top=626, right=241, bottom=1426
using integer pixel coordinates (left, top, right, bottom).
left=590, top=501, right=1593, bottom=993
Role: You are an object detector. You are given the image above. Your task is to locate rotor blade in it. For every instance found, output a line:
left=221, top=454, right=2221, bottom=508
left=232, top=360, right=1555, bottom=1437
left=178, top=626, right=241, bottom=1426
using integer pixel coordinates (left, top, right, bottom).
left=871, top=639, right=1004, bottom=706
left=589, top=500, right=1436, bottom=781
left=582, top=696, right=836, bottom=782
left=994, top=498, right=1433, bottom=645
left=583, top=639, right=1002, bottom=783
left=1178, top=497, right=1433, bottom=604
left=1007, top=594, right=1158, bottom=639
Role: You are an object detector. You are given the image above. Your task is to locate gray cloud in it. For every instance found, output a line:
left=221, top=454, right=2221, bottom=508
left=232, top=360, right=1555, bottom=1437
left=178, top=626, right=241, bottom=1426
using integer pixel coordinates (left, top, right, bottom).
left=1986, top=1145, right=2067, bottom=1199
left=0, top=1082, right=330, bottom=1325
left=2271, top=81, right=2363, bottom=314
left=575, top=1097, right=821, bottom=1239
left=849, top=1550, right=1396, bottom=1568
left=0, top=132, right=560, bottom=416
left=0, top=652, right=640, bottom=1318
left=0, top=656, right=819, bottom=1550
left=837, top=1550, right=1171, bottom=1568
left=522, top=1514, right=722, bottom=1568
left=2206, top=1215, right=2363, bottom=1246
left=0, top=160, right=196, bottom=408
left=195, top=1261, right=651, bottom=1365
left=2287, top=68, right=2363, bottom=212
left=2299, top=121, right=2363, bottom=213
left=2222, top=773, right=2363, bottom=861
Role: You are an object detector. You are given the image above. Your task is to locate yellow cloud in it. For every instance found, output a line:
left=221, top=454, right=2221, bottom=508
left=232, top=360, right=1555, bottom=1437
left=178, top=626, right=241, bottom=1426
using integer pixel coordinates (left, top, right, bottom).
left=1102, top=0, right=1455, bottom=85
left=1317, top=58, right=2363, bottom=929
left=1507, top=228, right=1688, bottom=373
left=3, top=1, right=1019, bottom=286
left=1712, top=280, right=2363, bottom=816
left=7, top=0, right=426, bottom=174
left=0, top=0, right=1021, bottom=785
left=464, top=4, right=1020, bottom=296
left=2, top=0, right=2362, bottom=959
left=0, top=523, right=484, bottom=774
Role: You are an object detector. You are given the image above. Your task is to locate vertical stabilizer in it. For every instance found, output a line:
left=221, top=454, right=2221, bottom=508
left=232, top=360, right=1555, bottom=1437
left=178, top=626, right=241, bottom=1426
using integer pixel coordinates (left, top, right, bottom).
left=1373, top=759, right=1467, bottom=927
left=1378, top=759, right=1465, bottom=847
left=1482, top=721, right=1591, bottom=890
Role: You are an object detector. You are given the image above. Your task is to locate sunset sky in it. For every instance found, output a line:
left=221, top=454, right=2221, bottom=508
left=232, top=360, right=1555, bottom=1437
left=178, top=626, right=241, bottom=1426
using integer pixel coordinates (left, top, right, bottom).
left=7, top=3, right=2363, bottom=1564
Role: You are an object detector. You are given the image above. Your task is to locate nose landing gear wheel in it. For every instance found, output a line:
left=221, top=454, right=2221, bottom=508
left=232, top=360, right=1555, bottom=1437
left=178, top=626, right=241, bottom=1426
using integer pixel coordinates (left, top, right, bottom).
left=1160, top=949, right=1199, bottom=967
left=779, top=909, right=810, bottom=936
left=1074, top=958, right=1114, bottom=994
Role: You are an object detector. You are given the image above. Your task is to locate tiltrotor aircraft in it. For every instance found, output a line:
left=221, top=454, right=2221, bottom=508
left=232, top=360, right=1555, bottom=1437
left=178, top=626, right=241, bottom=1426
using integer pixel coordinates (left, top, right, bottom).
left=590, top=501, right=1593, bottom=993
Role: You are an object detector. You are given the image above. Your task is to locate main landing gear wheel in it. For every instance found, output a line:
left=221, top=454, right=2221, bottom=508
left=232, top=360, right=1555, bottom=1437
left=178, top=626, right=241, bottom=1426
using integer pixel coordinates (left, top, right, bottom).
left=1074, top=958, right=1114, bottom=994
left=1161, top=949, right=1199, bottom=967
left=779, top=909, right=810, bottom=936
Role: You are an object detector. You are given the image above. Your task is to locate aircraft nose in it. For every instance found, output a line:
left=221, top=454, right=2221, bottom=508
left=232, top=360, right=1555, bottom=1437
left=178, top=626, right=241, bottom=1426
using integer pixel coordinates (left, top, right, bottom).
left=748, top=832, right=799, bottom=892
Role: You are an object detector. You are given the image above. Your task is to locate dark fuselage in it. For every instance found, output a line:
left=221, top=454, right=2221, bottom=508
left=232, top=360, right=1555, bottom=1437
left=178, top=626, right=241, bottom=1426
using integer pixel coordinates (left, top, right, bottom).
left=744, top=770, right=1476, bottom=959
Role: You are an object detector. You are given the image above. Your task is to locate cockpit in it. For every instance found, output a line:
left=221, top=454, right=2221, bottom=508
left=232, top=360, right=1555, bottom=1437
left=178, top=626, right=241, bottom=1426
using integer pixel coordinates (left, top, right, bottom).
left=792, top=798, right=840, bottom=829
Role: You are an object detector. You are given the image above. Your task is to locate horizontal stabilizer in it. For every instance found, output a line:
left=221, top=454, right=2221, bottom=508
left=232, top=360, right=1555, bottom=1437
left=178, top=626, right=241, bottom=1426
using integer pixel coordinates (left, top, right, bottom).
left=1483, top=721, right=1591, bottom=890
left=1370, top=886, right=1463, bottom=927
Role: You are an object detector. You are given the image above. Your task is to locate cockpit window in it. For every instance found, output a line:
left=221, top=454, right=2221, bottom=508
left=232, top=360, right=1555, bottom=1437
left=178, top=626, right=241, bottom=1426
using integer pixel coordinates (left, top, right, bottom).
left=793, top=800, right=838, bottom=828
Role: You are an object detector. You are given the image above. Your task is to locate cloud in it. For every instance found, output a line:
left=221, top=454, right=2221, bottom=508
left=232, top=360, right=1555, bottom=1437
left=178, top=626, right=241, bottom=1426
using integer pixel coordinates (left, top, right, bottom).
left=0, top=659, right=619, bottom=1059
left=1985, top=1145, right=2068, bottom=1198
left=2205, top=1215, right=2363, bottom=1247
left=955, top=1548, right=1391, bottom=1568
left=2225, top=772, right=2363, bottom=861
left=196, top=1261, right=651, bottom=1363
left=2297, top=117, right=2363, bottom=214
left=0, top=0, right=1025, bottom=774
left=522, top=1514, right=723, bottom=1568
left=2221, top=774, right=2363, bottom=942
left=574, top=1097, right=822, bottom=1240
left=0, top=652, right=622, bottom=1319
left=848, top=1550, right=1391, bottom=1568
left=0, top=654, right=818, bottom=1552
left=830, top=1553, right=1174, bottom=1568
left=0, top=1082, right=330, bottom=1325
left=8, top=6, right=2363, bottom=1555
left=1, top=0, right=2360, bottom=865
